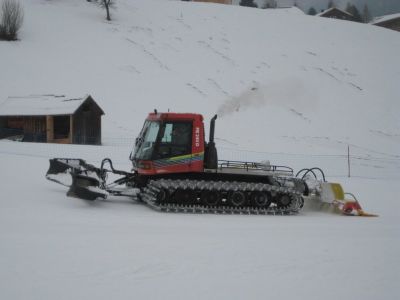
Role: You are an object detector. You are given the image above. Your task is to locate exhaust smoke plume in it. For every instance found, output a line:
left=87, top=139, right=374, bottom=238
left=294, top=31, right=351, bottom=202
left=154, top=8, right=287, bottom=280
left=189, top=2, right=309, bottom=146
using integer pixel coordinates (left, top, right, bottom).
left=216, top=78, right=315, bottom=118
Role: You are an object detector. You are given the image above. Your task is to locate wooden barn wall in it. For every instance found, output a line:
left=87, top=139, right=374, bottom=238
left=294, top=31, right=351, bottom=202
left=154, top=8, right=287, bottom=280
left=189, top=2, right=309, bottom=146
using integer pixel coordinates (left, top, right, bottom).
left=322, top=11, right=355, bottom=21
left=0, top=116, right=46, bottom=141
left=23, top=116, right=46, bottom=142
left=73, top=102, right=102, bottom=145
left=6, top=117, right=24, bottom=129
left=377, top=18, right=400, bottom=31
left=0, top=117, right=11, bottom=139
left=0, top=117, right=6, bottom=127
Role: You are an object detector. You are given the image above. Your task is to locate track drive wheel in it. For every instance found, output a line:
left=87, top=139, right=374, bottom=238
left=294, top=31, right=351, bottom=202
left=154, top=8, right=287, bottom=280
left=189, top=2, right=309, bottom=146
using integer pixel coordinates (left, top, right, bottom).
left=251, top=191, right=271, bottom=208
left=156, top=188, right=169, bottom=204
left=201, top=190, right=220, bottom=206
left=276, top=193, right=294, bottom=208
left=174, top=189, right=196, bottom=204
left=228, top=191, right=247, bottom=207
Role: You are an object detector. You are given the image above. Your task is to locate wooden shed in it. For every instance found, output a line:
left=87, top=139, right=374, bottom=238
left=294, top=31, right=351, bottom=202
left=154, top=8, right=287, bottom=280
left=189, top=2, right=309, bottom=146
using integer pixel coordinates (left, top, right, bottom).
left=371, top=13, right=400, bottom=32
left=317, top=7, right=356, bottom=22
left=0, top=94, right=104, bottom=145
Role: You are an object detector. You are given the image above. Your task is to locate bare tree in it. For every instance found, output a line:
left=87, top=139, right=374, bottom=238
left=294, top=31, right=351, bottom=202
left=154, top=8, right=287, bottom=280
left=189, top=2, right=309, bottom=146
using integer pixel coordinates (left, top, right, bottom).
left=0, top=0, right=24, bottom=41
left=98, top=0, right=115, bottom=21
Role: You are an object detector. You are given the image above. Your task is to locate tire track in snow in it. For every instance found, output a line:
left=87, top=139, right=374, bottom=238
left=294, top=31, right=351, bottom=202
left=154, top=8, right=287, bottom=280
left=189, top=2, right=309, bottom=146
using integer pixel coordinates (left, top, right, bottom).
left=125, top=38, right=170, bottom=71
left=314, top=66, right=363, bottom=91
left=186, top=83, right=207, bottom=97
left=314, top=67, right=340, bottom=82
left=207, top=78, right=230, bottom=97
left=197, top=40, right=236, bottom=66
left=288, top=108, right=311, bottom=123
left=169, top=16, right=192, bottom=30
left=128, top=26, right=153, bottom=36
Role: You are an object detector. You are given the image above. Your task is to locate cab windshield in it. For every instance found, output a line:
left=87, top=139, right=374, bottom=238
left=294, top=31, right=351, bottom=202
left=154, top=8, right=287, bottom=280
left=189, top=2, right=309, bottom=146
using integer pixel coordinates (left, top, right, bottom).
left=131, top=120, right=192, bottom=161
left=132, top=121, right=160, bottom=160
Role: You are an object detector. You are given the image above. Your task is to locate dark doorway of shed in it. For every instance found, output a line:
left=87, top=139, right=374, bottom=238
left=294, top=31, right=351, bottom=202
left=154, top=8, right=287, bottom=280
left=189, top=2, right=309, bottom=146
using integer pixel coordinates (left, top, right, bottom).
left=0, top=117, right=24, bottom=140
left=53, top=116, right=70, bottom=139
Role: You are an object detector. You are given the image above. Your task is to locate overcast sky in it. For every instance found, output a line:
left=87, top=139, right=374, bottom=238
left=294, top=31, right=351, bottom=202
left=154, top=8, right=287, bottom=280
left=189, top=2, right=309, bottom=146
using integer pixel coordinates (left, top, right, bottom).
left=233, top=0, right=400, bottom=17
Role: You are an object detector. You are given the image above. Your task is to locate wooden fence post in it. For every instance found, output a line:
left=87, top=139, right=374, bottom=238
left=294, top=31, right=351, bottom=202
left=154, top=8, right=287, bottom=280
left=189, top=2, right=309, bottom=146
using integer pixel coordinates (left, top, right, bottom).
left=347, top=145, right=351, bottom=178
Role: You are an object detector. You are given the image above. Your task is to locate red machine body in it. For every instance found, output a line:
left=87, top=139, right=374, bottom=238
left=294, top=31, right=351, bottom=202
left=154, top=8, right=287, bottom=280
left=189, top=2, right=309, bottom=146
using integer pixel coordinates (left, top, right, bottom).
left=131, top=112, right=206, bottom=175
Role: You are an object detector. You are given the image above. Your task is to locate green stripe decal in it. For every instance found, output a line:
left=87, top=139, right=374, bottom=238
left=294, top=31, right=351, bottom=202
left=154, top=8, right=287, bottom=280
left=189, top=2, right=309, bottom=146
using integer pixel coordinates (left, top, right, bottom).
left=154, top=152, right=204, bottom=168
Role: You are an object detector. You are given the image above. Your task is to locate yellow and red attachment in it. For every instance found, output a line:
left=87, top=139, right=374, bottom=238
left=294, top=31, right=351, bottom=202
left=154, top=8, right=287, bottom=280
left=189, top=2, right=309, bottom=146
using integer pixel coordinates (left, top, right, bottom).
left=318, top=183, right=378, bottom=217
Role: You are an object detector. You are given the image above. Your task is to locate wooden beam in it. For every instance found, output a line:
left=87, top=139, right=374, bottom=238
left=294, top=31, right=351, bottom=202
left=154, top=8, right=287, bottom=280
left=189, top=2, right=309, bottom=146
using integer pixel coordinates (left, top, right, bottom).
left=69, top=115, right=73, bottom=144
left=46, top=116, right=54, bottom=143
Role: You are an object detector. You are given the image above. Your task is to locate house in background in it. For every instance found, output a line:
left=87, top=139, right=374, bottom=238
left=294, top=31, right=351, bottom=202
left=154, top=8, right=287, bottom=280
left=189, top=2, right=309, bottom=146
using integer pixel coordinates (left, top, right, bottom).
left=0, top=94, right=104, bottom=145
left=192, top=0, right=232, bottom=4
left=317, top=7, right=356, bottom=22
left=371, top=13, right=400, bottom=32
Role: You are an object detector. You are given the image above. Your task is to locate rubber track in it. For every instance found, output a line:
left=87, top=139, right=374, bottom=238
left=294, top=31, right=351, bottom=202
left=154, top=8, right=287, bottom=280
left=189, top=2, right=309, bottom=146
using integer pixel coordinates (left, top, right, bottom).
left=139, top=179, right=303, bottom=216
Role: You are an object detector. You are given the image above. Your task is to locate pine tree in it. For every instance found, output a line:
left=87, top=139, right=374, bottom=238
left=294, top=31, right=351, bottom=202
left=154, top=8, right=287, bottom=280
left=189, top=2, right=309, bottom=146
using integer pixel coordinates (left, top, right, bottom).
left=345, top=2, right=352, bottom=13
left=308, top=7, right=317, bottom=15
left=362, top=3, right=372, bottom=23
left=352, top=5, right=362, bottom=22
left=327, top=0, right=335, bottom=9
left=345, top=3, right=362, bottom=22
left=262, top=0, right=277, bottom=9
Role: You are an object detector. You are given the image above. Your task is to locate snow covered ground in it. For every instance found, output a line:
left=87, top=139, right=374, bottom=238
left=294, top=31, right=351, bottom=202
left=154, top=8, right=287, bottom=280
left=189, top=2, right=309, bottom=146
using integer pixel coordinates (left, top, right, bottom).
left=0, top=0, right=399, bottom=299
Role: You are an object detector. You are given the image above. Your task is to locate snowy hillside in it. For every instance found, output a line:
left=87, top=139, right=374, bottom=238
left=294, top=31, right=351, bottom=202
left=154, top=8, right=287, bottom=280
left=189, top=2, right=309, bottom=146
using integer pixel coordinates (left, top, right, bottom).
left=0, top=1, right=399, bottom=299
left=1, top=1, right=399, bottom=161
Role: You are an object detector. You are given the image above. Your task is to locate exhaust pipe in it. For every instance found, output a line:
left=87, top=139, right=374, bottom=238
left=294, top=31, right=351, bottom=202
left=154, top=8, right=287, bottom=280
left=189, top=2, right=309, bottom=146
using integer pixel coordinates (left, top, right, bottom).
left=209, top=114, right=217, bottom=143
left=205, top=115, right=218, bottom=169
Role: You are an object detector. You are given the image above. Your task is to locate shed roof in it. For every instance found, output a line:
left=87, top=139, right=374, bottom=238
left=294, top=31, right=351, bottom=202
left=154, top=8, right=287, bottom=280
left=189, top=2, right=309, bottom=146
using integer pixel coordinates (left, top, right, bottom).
left=371, top=13, right=400, bottom=25
left=0, top=94, right=104, bottom=116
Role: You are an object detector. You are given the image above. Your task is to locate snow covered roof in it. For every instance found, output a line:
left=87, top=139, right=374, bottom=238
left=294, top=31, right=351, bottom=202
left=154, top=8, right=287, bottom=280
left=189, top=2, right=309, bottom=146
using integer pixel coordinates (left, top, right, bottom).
left=317, top=7, right=353, bottom=18
left=0, top=94, right=103, bottom=116
left=277, top=6, right=305, bottom=15
left=371, top=13, right=400, bottom=25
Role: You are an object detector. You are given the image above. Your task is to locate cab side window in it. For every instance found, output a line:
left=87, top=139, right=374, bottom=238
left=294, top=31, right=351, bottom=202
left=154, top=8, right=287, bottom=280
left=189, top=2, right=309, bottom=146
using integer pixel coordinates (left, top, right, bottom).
left=157, top=122, right=192, bottom=158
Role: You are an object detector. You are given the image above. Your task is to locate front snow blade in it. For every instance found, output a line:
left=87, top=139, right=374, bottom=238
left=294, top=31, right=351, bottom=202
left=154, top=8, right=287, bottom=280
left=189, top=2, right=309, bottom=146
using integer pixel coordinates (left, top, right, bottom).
left=46, top=158, right=88, bottom=187
left=46, top=158, right=107, bottom=200
left=67, top=171, right=108, bottom=201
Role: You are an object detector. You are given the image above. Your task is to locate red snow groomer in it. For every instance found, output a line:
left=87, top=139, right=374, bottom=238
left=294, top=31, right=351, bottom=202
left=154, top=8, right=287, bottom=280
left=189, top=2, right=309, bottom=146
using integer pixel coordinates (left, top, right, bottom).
left=46, top=111, right=376, bottom=216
